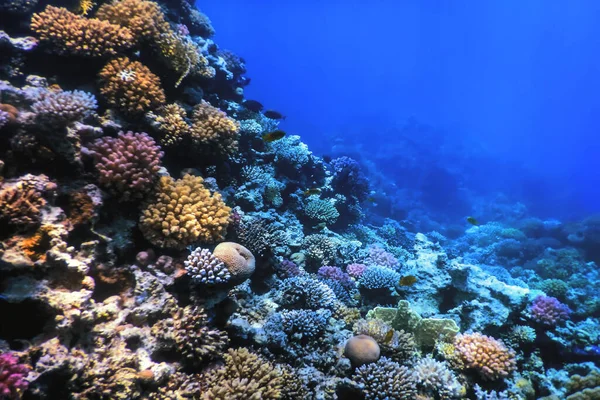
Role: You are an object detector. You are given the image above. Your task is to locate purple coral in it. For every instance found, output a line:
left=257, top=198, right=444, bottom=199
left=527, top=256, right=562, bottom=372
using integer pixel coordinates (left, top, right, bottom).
left=346, top=263, right=367, bottom=278
left=276, top=259, right=302, bottom=278
left=330, top=156, right=370, bottom=202
left=31, top=89, right=97, bottom=124
left=185, top=247, right=231, bottom=285
left=0, top=353, right=30, bottom=399
left=90, top=131, right=163, bottom=202
left=365, top=244, right=399, bottom=269
left=529, top=295, right=571, bottom=326
left=318, top=266, right=355, bottom=289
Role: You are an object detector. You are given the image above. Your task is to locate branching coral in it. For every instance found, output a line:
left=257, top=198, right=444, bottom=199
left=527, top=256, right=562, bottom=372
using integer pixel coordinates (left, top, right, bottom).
left=149, top=103, right=190, bottom=147
left=153, top=306, right=228, bottom=367
left=31, top=6, right=134, bottom=57
left=276, top=275, right=338, bottom=310
left=189, top=100, right=240, bottom=155
left=32, top=90, right=97, bottom=125
left=139, top=174, right=231, bottom=249
left=95, top=0, right=170, bottom=44
left=529, top=295, right=571, bottom=326
left=0, top=353, right=30, bottom=399
left=156, top=32, right=214, bottom=86
left=90, top=131, right=163, bottom=201
left=302, top=234, right=339, bottom=266
left=279, top=309, right=331, bottom=344
left=358, top=266, right=400, bottom=290
left=203, top=348, right=282, bottom=400
left=451, top=333, right=516, bottom=381
left=305, top=198, right=339, bottom=225
left=185, top=247, right=231, bottom=285
left=98, top=57, right=166, bottom=115
left=0, top=180, right=45, bottom=231
left=412, top=356, right=462, bottom=399
left=353, top=356, right=417, bottom=400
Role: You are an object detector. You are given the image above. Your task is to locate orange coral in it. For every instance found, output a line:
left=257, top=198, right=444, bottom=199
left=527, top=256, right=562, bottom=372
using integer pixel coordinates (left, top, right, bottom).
left=21, top=225, right=52, bottom=262
left=68, top=191, right=95, bottom=226
left=0, top=181, right=45, bottom=231
left=212, top=242, right=255, bottom=283
left=151, top=103, right=190, bottom=146
left=31, top=6, right=133, bottom=57
left=189, top=101, right=240, bottom=155
left=139, top=174, right=231, bottom=249
left=95, top=0, right=170, bottom=44
left=452, top=333, right=516, bottom=381
left=0, top=104, right=19, bottom=124
left=98, top=57, right=166, bottom=115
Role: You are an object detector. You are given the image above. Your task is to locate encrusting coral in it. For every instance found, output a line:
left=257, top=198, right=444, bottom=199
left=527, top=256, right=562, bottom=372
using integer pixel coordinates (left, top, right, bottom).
left=139, top=174, right=231, bottom=249
left=30, top=6, right=134, bottom=57
left=98, top=57, right=166, bottom=115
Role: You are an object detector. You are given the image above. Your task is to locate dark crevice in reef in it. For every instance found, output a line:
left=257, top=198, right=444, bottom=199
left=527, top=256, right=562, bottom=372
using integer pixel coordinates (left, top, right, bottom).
left=0, top=299, right=56, bottom=342
left=438, top=286, right=461, bottom=313
left=90, top=264, right=134, bottom=302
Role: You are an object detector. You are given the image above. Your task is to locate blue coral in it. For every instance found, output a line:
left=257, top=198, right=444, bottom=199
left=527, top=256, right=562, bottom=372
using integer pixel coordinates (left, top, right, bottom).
left=275, top=275, right=337, bottom=310
left=358, top=266, right=400, bottom=290
left=330, top=156, right=370, bottom=202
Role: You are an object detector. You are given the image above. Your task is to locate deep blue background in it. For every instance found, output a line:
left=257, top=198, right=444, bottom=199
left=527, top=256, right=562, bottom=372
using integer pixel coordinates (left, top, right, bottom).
left=199, top=0, right=600, bottom=219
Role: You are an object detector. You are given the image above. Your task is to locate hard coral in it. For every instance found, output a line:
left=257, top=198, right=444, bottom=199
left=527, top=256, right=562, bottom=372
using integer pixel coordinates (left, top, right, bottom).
left=156, top=32, right=214, bottom=87
left=529, top=295, right=571, bottom=326
left=150, top=103, right=190, bottom=147
left=344, top=334, right=380, bottom=366
left=31, top=6, right=133, bottom=57
left=31, top=90, right=97, bottom=125
left=353, top=356, right=417, bottom=400
left=358, top=266, right=400, bottom=290
left=90, top=131, right=163, bottom=201
left=98, top=57, right=166, bottom=115
left=185, top=247, right=231, bottom=285
left=305, top=198, right=339, bottom=225
left=139, top=174, right=231, bottom=249
left=412, top=356, right=462, bottom=399
left=452, top=333, right=516, bottom=381
left=203, top=348, right=282, bottom=400
left=212, top=242, right=255, bottom=283
left=189, top=100, right=240, bottom=155
left=276, top=275, right=338, bottom=310
left=0, top=353, right=30, bottom=399
left=95, top=0, right=170, bottom=44
left=0, top=180, right=45, bottom=231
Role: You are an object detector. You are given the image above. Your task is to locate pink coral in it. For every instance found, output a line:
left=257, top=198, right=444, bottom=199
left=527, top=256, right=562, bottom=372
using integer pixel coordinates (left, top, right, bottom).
left=318, top=266, right=354, bottom=288
left=365, top=244, right=398, bottom=269
left=346, top=263, right=367, bottom=278
left=529, top=295, right=571, bottom=326
left=453, top=333, right=516, bottom=381
left=0, top=353, right=30, bottom=399
left=90, top=131, right=163, bottom=202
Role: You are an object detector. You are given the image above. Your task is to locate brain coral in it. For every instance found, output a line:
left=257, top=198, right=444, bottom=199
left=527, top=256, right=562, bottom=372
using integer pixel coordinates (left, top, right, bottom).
left=212, top=242, right=255, bottom=283
left=353, top=356, right=417, bottom=400
left=189, top=100, right=240, bottom=155
left=139, top=174, right=231, bottom=249
left=31, top=6, right=134, bottom=57
left=98, top=57, right=166, bottom=115
left=452, top=333, right=516, bottom=381
left=345, top=334, right=381, bottom=366
left=90, top=131, right=163, bottom=201
left=31, top=90, right=97, bottom=124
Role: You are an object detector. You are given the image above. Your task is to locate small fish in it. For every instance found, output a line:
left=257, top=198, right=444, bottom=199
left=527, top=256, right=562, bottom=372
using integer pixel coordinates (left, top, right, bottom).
left=262, top=130, right=286, bottom=142
left=399, top=275, right=417, bottom=287
left=322, top=155, right=332, bottom=163
left=383, top=329, right=395, bottom=344
left=263, top=110, right=286, bottom=120
left=303, top=188, right=321, bottom=196
left=313, top=222, right=327, bottom=230
left=243, top=100, right=263, bottom=112
left=466, top=216, right=479, bottom=226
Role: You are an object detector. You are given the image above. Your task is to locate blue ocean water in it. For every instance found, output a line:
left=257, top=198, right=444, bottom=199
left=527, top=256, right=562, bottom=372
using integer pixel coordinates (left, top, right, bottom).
left=202, top=0, right=600, bottom=220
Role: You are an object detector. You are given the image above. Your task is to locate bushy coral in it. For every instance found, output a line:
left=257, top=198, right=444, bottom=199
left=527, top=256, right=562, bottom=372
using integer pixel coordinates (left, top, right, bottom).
left=185, top=247, right=231, bottom=285
left=276, top=259, right=302, bottom=278
left=305, top=198, right=340, bottom=224
left=358, top=266, right=400, bottom=290
left=90, top=131, right=163, bottom=201
left=529, top=295, right=571, bottom=326
left=330, top=156, right=370, bottom=202
left=98, top=57, right=166, bottom=115
left=139, top=174, right=231, bottom=249
left=302, top=234, right=339, bottom=266
left=153, top=306, right=228, bottom=367
left=564, top=369, right=600, bottom=400
left=452, top=333, right=517, bottom=381
left=149, top=103, right=190, bottom=147
left=318, top=266, right=354, bottom=288
left=234, top=217, right=283, bottom=257
left=0, top=353, right=30, bottom=399
left=412, top=356, right=462, bottom=399
left=320, top=277, right=359, bottom=307
left=95, top=0, right=170, bottom=44
left=203, top=348, right=282, bottom=400
left=353, top=356, right=417, bottom=400
left=276, top=275, right=338, bottom=310
left=189, top=101, right=240, bottom=155
left=537, top=278, right=569, bottom=299
left=156, top=32, right=214, bottom=86
left=474, top=385, right=510, bottom=400
left=31, top=90, right=97, bottom=124
left=365, top=244, right=399, bottom=269
left=218, top=49, right=246, bottom=76
left=346, top=263, right=367, bottom=278
left=31, top=6, right=134, bottom=56
left=0, top=180, right=45, bottom=231
left=280, top=309, right=331, bottom=342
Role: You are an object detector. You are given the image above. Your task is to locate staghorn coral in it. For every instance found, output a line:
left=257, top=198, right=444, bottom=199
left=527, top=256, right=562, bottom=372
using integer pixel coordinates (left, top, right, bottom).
left=185, top=247, right=231, bottom=285
left=353, top=356, right=417, bottom=400
left=139, top=174, right=231, bottom=249
left=98, top=57, right=166, bottom=115
left=95, top=0, right=170, bottom=44
left=149, top=103, right=190, bottom=147
left=153, top=305, right=228, bottom=367
left=31, top=6, right=133, bottom=57
left=0, top=180, right=45, bottom=231
left=31, top=90, right=97, bottom=124
left=529, top=295, right=572, bottom=326
left=189, top=100, right=240, bottom=155
left=412, top=356, right=462, bottom=399
left=90, top=131, right=163, bottom=201
left=451, top=333, right=516, bottom=381
left=344, top=334, right=380, bottom=366
left=203, top=348, right=282, bottom=400
left=0, top=353, right=30, bottom=399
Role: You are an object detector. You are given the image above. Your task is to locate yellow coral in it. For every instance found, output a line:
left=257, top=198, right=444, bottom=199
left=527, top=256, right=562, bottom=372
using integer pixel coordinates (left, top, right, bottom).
left=151, top=103, right=190, bottom=146
left=451, top=333, right=516, bottom=381
left=31, top=6, right=133, bottom=57
left=190, top=101, right=240, bottom=155
left=95, top=0, right=170, bottom=43
left=77, top=0, right=96, bottom=15
left=139, top=175, right=231, bottom=249
left=156, top=32, right=215, bottom=87
left=98, top=57, right=166, bottom=115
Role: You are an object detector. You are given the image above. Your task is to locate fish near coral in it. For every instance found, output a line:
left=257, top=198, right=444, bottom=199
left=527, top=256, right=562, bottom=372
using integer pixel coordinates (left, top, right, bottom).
left=398, top=275, right=417, bottom=287
left=243, top=99, right=263, bottom=112
left=262, top=130, right=286, bottom=142
left=466, top=216, right=479, bottom=226
left=263, top=110, right=286, bottom=120
left=303, top=188, right=321, bottom=196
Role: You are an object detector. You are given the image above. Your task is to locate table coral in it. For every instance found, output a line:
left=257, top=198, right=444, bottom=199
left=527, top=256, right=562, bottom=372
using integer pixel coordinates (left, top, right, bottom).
left=189, top=100, right=240, bottom=155
left=451, top=333, right=516, bottom=381
left=139, top=174, right=231, bottom=249
left=98, top=57, right=166, bottom=115
left=90, top=131, right=163, bottom=202
left=31, top=6, right=134, bottom=57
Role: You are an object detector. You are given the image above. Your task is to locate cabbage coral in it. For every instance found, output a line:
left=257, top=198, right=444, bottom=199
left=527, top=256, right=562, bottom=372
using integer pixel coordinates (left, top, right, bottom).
left=98, top=57, right=166, bottom=115
left=139, top=174, right=231, bottom=249
left=31, top=6, right=133, bottom=57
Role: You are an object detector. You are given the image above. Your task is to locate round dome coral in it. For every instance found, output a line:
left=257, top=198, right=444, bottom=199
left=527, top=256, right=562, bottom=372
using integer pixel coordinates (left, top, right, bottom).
left=212, top=242, right=255, bottom=283
left=344, top=334, right=380, bottom=366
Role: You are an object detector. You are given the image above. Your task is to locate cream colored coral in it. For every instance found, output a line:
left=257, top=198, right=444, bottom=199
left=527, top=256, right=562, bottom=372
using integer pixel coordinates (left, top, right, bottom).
left=139, top=175, right=231, bottom=249
left=212, top=242, right=255, bottom=283
left=151, top=104, right=190, bottom=147
left=95, top=0, right=170, bottom=43
left=452, top=333, right=516, bottom=380
left=190, top=100, right=240, bottom=155
left=31, top=6, right=133, bottom=57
